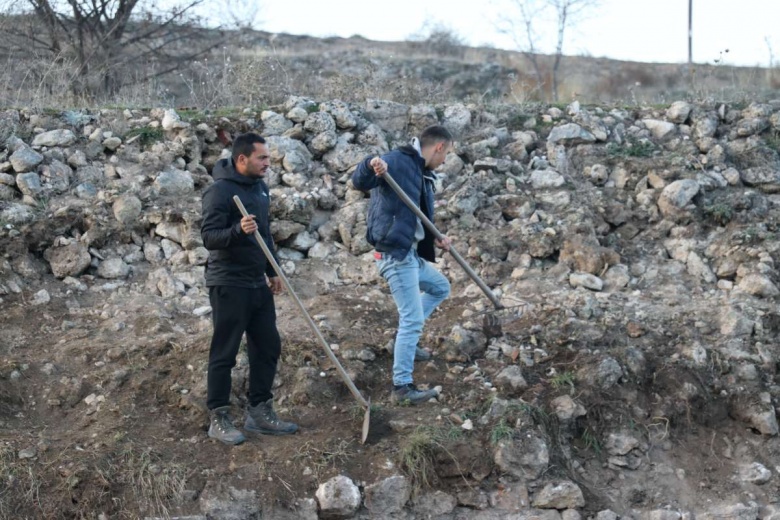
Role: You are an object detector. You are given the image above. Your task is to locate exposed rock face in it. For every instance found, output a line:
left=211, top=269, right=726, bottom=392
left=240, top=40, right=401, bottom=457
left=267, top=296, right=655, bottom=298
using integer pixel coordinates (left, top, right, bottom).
left=2, top=98, right=780, bottom=519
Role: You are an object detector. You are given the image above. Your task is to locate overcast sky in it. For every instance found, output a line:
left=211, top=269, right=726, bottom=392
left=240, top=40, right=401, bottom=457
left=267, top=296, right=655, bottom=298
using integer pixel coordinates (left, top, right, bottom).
left=249, top=0, right=778, bottom=67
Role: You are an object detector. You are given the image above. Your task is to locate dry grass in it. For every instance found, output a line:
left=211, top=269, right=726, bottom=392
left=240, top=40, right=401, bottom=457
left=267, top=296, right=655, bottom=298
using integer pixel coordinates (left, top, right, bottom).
left=293, top=438, right=354, bottom=480
left=399, top=427, right=442, bottom=492
left=0, top=443, right=43, bottom=518
left=398, top=426, right=467, bottom=494
left=89, top=443, right=188, bottom=519
left=1, top=23, right=779, bottom=109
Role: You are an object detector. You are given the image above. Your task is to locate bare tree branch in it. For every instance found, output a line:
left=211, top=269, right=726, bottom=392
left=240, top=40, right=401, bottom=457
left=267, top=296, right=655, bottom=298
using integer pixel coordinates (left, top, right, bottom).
left=494, top=0, right=598, bottom=101
left=3, top=0, right=229, bottom=98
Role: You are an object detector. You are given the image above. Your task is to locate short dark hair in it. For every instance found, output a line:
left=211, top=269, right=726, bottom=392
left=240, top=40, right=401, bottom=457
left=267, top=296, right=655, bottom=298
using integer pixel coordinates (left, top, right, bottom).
left=232, top=132, right=266, bottom=161
left=419, top=125, right=453, bottom=148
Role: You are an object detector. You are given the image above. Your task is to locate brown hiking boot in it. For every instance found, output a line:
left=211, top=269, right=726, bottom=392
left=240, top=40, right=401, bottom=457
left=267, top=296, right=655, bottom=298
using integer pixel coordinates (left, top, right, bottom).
left=244, top=399, right=298, bottom=435
left=208, top=406, right=246, bottom=445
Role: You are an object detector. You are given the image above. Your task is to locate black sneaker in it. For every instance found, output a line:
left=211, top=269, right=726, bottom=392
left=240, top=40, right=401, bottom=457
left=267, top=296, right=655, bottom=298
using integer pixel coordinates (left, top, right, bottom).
left=208, top=406, right=246, bottom=445
left=391, top=384, right=439, bottom=405
left=245, top=399, right=299, bottom=435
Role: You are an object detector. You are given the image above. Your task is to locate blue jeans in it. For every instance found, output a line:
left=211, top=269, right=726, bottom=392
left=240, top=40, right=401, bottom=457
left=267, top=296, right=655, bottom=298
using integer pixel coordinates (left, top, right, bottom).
left=377, top=249, right=450, bottom=386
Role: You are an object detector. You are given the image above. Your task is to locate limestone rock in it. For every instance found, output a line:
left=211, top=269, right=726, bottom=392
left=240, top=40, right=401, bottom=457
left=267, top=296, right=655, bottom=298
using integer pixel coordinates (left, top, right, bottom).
left=113, top=195, right=143, bottom=226
left=261, top=110, right=293, bottom=136
left=408, top=104, right=439, bottom=135
left=154, top=169, right=194, bottom=196
left=494, top=432, right=549, bottom=480
left=666, top=101, right=692, bottom=123
left=447, top=325, right=487, bottom=360
left=290, top=231, right=318, bottom=252
left=551, top=395, right=587, bottom=422
left=605, top=431, right=641, bottom=456
left=199, top=481, right=260, bottom=520
left=15, top=172, right=42, bottom=197
left=321, top=100, right=357, bottom=129
left=658, top=179, right=699, bottom=216
left=560, top=237, right=619, bottom=275
left=10, top=147, right=43, bottom=173
left=32, top=129, right=76, bottom=147
left=161, top=109, right=186, bottom=131
left=687, top=251, right=716, bottom=283
left=97, top=258, right=130, bottom=279
left=495, top=365, right=528, bottom=393
left=304, top=111, right=336, bottom=135
left=442, top=103, right=471, bottom=136
left=364, top=99, right=409, bottom=134
left=698, top=502, right=760, bottom=520
left=102, top=136, right=122, bottom=151
left=692, top=111, right=719, bottom=140
left=569, top=273, right=603, bottom=291
left=32, top=289, right=50, bottom=305
left=548, top=123, right=596, bottom=145
left=531, top=169, right=565, bottom=189
left=738, top=274, right=780, bottom=298
left=39, top=160, right=72, bottom=193
left=720, top=307, right=755, bottom=337
left=578, top=357, right=623, bottom=390
left=188, top=247, right=210, bottom=266
left=643, top=119, right=676, bottom=139
left=729, top=396, right=778, bottom=436
left=363, top=475, right=411, bottom=516
left=265, top=499, right=318, bottom=520
left=310, top=131, right=338, bottom=154
left=738, top=462, right=772, bottom=485
left=147, top=268, right=185, bottom=298
left=412, top=491, right=457, bottom=518
left=44, top=242, right=91, bottom=278
left=532, top=481, right=585, bottom=509
left=316, top=475, right=361, bottom=519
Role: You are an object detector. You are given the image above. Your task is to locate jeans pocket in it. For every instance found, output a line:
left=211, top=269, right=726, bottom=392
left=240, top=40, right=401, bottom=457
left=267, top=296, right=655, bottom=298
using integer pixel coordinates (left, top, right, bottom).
left=377, top=256, right=394, bottom=277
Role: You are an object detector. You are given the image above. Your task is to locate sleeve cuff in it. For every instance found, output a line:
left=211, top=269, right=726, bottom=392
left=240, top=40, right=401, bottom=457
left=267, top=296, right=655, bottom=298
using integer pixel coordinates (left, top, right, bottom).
left=232, top=222, right=243, bottom=236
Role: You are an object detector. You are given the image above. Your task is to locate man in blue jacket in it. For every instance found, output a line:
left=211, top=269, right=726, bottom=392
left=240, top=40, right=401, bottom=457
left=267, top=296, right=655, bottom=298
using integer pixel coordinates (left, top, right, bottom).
left=201, top=132, right=298, bottom=445
left=352, top=125, right=453, bottom=405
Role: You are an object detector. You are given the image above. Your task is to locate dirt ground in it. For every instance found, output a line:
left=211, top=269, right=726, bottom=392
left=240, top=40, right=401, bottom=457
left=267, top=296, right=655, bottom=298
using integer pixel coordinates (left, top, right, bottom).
left=2, top=259, right=780, bottom=518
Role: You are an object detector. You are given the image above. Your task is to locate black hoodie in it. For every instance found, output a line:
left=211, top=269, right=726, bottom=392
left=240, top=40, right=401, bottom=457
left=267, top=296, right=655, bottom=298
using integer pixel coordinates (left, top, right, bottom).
left=201, top=158, right=279, bottom=288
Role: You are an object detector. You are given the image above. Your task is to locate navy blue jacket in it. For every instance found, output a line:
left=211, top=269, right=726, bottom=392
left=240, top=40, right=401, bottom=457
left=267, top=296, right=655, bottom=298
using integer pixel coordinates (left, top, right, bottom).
left=351, top=145, right=437, bottom=263
left=201, top=158, right=279, bottom=287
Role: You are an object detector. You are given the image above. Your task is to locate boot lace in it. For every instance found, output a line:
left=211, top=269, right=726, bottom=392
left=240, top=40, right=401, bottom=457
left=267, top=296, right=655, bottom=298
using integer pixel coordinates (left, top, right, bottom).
left=214, top=413, right=235, bottom=433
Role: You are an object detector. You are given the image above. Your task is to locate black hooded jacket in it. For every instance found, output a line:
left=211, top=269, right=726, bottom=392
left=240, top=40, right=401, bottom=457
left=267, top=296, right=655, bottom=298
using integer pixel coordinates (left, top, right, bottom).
left=201, top=158, right=279, bottom=288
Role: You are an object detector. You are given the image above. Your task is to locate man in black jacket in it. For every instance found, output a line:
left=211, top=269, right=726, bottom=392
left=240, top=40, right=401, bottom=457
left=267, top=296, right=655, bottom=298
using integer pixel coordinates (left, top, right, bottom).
left=201, top=132, right=298, bottom=445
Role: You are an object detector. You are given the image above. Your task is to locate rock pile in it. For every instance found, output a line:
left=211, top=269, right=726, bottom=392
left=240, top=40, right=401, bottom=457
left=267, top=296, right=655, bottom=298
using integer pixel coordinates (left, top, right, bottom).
left=2, top=97, right=780, bottom=518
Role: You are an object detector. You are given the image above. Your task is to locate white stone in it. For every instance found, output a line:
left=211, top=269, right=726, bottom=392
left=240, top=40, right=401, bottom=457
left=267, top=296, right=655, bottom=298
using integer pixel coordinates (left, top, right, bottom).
left=643, top=119, right=676, bottom=139
left=32, top=129, right=76, bottom=147
left=570, top=273, right=603, bottom=291
left=530, top=169, right=565, bottom=189
left=32, top=289, right=50, bottom=305
left=667, top=101, right=693, bottom=123
left=316, top=475, right=361, bottom=519
left=193, top=306, right=212, bottom=317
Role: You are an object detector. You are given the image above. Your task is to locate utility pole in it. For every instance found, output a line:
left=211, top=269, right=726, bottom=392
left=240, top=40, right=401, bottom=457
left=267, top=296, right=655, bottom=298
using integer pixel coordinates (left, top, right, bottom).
left=688, top=0, right=693, bottom=65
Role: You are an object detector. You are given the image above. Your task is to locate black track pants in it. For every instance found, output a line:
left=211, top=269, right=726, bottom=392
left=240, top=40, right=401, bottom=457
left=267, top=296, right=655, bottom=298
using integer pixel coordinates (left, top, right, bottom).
left=206, top=285, right=281, bottom=409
